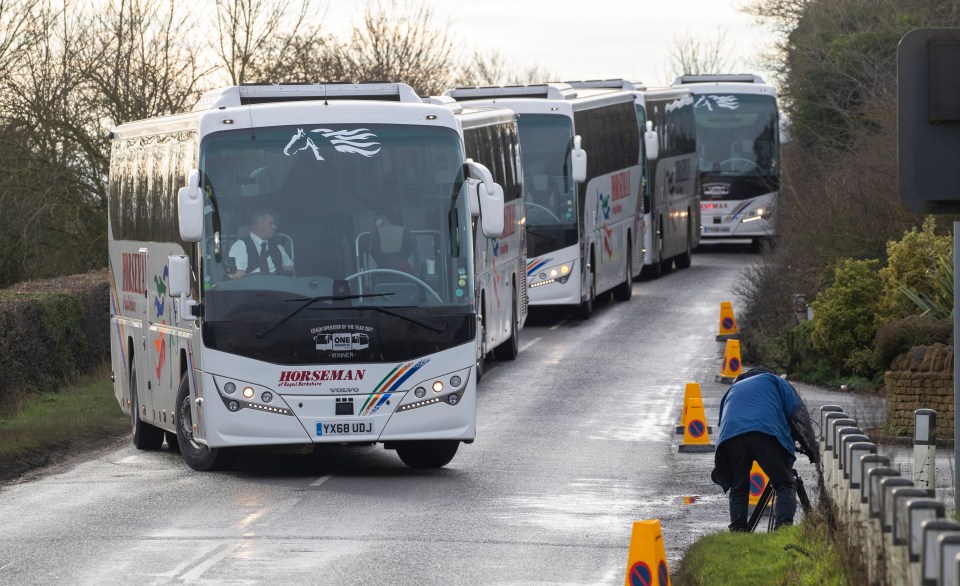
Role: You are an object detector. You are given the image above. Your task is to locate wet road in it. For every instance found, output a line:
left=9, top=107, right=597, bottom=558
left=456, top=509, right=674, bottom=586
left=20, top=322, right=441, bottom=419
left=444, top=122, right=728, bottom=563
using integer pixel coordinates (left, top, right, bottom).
left=1, top=246, right=831, bottom=585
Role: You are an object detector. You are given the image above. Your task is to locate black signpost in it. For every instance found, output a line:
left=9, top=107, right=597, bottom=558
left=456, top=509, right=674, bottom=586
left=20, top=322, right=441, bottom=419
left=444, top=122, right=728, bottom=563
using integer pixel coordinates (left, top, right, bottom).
left=897, top=27, right=960, bottom=511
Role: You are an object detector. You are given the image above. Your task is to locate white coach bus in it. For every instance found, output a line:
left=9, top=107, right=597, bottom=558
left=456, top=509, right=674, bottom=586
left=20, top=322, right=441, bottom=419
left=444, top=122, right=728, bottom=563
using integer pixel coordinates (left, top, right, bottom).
left=107, top=83, right=506, bottom=471
left=568, top=81, right=699, bottom=278
left=672, top=74, right=784, bottom=247
left=424, top=96, right=527, bottom=377
left=640, top=86, right=700, bottom=276
left=445, top=84, right=642, bottom=318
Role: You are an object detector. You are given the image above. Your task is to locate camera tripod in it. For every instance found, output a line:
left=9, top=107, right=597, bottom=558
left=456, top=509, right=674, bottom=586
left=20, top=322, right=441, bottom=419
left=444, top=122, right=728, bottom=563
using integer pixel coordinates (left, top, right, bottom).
left=748, top=469, right=812, bottom=532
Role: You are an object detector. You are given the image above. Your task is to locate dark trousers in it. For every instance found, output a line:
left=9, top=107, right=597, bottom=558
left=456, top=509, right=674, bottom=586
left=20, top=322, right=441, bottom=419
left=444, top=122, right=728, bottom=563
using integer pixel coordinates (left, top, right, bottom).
left=715, top=431, right=797, bottom=531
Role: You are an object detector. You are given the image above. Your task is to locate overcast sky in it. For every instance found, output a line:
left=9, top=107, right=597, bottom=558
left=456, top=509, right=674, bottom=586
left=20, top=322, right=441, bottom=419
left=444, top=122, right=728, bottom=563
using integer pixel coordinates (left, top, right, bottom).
left=322, top=0, right=779, bottom=86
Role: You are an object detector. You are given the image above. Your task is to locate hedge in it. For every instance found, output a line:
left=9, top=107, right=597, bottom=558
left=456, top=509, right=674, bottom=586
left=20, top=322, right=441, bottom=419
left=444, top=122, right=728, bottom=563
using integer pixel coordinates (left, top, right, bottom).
left=0, top=269, right=110, bottom=415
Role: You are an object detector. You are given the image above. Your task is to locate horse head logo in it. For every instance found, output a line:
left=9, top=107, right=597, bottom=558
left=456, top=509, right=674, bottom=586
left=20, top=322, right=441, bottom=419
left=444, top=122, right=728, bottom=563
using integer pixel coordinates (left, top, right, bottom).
left=284, top=128, right=382, bottom=161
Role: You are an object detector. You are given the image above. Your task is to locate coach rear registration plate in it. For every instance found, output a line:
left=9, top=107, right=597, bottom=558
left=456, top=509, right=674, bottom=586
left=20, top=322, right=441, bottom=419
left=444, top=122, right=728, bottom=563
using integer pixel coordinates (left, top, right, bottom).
left=317, top=421, right=374, bottom=436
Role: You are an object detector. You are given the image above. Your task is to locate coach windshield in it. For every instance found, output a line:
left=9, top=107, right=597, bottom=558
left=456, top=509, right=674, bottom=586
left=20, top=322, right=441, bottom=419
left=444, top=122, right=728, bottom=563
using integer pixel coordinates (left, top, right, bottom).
left=196, top=123, right=476, bottom=364
left=516, top=114, right=578, bottom=257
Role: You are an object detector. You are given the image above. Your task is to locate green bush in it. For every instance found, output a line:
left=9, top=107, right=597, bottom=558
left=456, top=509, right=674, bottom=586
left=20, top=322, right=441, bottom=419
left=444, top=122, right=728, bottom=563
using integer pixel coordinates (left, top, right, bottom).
left=0, top=270, right=109, bottom=416
left=877, top=217, right=952, bottom=321
left=873, top=315, right=953, bottom=371
left=813, top=258, right=882, bottom=374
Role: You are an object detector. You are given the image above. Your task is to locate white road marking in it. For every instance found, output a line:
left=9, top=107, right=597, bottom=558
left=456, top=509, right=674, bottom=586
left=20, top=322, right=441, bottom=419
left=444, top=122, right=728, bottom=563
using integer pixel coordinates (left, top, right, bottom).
left=179, top=542, right=241, bottom=582
left=549, top=320, right=567, bottom=330
left=519, top=337, right=542, bottom=353
left=0, top=561, right=14, bottom=572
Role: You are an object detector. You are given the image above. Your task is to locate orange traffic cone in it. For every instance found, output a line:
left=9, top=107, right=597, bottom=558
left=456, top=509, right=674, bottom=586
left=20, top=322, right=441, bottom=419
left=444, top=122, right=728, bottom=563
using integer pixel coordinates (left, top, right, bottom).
left=675, top=382, right=714, bottom=435
left=715, top=339, right=742, bottom=384
left=678, top=397, right=715, bottom=452
left=716, top=301, right=740, bottom=341
left=624, top=520, right=671, bottom=586
left=748, top=461, right=770, bottom=507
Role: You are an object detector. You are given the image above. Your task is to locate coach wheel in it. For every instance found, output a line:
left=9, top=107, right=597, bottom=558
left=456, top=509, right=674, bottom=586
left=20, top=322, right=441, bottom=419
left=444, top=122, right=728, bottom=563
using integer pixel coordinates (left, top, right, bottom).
left=176, top=374, right=234, bottom=471
left=493, top=287, right=520, bottom=360
left=613, top=245, right=633, bottom=301
left=131, top=368, right=164, bottom=450
left=575, top=253, right=595, bottom=319
left=396, top=440, right=460, bottom=468
left=675, top=221, right=692, bottom=269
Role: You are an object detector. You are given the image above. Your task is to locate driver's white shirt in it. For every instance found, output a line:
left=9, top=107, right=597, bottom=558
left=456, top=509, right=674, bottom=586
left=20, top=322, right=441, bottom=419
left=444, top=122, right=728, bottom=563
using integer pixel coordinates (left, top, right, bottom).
left=228, top=233, right=293, bottom=273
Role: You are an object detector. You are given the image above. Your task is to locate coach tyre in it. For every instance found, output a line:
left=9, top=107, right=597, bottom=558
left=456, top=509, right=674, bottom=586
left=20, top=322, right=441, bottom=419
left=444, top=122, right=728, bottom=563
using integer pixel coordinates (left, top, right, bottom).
left=131, top=367, right=164, bottom=450
left=396, top=440, right=460, bottom=468
left=493, top=287, right=519, bottom=360
left=176, top=374, right=235, bottom=471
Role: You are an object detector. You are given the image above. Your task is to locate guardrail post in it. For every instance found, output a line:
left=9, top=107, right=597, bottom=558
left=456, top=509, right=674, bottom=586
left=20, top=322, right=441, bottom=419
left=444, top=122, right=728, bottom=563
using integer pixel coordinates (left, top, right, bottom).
left=893, top=488, right=930, bottom=585
left=865, top=465, right=897, bottom=584
left=906, top=498, right=945, bottom=585
left=881, top=478, right=916, bottom=585
left=849, top=446, right=879, bottom=560
left=825, top=417, right=855, bottom=489
left=835, top=428, right=864, bottom=517
left=919, top=520, right=960, bottom=585
left=913, top=409, right=937, bottom=496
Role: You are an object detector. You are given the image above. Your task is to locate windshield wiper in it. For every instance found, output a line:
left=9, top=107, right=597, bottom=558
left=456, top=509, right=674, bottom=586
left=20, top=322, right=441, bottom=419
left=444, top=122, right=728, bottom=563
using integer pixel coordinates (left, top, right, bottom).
left=255, top=293, right=394, bottom=339
left=307, top=304, right=446, bottom=334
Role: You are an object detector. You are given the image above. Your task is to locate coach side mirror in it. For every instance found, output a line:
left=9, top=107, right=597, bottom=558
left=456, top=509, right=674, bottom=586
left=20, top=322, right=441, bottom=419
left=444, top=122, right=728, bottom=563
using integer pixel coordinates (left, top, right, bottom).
left=178, top=169, right=203, bottom=242
left=571, top=135, right=587, bottom=183
left=464, top=160, right=504, bottom=237
left=644, top=121, right=660, bottom=161
left=168, top=255, right=197, bottom=321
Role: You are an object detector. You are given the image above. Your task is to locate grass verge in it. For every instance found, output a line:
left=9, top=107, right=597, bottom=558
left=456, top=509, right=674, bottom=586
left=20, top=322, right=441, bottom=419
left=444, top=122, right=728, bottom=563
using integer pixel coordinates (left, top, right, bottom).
left=672, top=507, right=849, bottom=586
left=0, top=366, right=128, bottom=482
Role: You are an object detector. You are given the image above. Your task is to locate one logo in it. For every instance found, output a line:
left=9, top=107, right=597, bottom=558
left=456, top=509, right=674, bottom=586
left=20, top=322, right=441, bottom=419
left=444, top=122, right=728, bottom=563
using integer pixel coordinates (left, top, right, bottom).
left=283, top=128, right=382, bottom=161
left=311, top=324, right=374, bottom=358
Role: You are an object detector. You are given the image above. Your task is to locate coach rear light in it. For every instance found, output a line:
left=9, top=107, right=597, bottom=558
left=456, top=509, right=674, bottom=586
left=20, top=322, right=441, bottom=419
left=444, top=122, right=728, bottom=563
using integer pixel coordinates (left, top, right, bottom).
left=228, top=400, right=240, bottom=412
left=224, top=382, right=236, bottom=394
left=414, top=386, right=426, bottom=398
left=447, top=394, right=460, bottom=406
left=242, top=386, right=255, bottom=398
left=261, top=391, right=273, bottom=403
left=450, top=375, right=462, bottom=387
left=432, top=381, right=444, bottom=393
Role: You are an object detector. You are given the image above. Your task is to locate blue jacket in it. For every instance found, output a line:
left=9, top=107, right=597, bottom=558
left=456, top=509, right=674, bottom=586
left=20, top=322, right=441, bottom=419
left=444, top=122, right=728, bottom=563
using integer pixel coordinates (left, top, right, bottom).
left=716, top=372, right=819, bottom=463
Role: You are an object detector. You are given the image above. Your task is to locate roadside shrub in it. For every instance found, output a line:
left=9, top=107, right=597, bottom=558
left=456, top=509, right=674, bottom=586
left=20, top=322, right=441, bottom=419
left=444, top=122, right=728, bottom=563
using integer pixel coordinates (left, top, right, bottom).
left=873, top=315, right=953, bottom=371
left=0, top=269, right=109, bottom=415
left=877, top=217, right=952, bottom=321
left=813, top=258, right=882, bottom=374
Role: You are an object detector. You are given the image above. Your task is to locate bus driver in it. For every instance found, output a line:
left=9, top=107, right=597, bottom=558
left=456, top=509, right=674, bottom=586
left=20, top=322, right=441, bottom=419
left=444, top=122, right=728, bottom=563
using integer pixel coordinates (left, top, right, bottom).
left=228, top=211, right=294, bottom=278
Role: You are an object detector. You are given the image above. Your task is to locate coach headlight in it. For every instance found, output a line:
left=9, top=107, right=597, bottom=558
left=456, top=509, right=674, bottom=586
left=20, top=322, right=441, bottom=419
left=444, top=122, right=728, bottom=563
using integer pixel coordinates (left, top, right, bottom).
left=532, top=262, right=572, bottom=287
left=741, top=208, right=765, bottom=223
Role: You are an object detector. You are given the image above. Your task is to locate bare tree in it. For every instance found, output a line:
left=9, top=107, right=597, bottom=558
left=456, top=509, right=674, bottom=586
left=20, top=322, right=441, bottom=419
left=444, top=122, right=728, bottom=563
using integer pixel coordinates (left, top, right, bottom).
left=0, top=0, right=41, bottom=84
left=0, top=1, right=106, bottom=283
left=87, top=0, right=211, bottom=128
left=457, top=49, right=556, bottom=87
left=214, top=0, right=319, bottom=85
left=665, top=28, right=736, bottom=81
left=342, top=0, right=459, bottom=96
left=244, top=25, right=348, bottom=83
